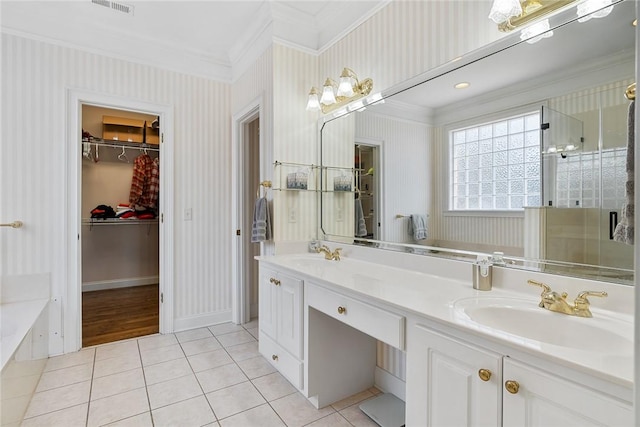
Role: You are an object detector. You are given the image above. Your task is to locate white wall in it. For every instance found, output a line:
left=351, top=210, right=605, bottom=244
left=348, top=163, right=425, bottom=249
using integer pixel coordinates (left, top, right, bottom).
left=1, top=34, right=232, bottom=351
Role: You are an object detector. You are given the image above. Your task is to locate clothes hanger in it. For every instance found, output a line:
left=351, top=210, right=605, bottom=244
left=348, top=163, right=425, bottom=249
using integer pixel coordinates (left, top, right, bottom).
left=94, top=142, right=99, bottom=163
left=118, top=146, right=129, bottom=163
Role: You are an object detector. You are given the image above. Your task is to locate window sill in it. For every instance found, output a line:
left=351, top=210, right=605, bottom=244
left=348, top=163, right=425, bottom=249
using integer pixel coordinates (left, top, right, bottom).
left=443, top=210, right=525, bottom=218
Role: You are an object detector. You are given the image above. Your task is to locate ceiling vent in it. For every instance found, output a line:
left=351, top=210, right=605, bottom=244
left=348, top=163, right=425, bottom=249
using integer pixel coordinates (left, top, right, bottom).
left=91, top=0, right=135, bottom=16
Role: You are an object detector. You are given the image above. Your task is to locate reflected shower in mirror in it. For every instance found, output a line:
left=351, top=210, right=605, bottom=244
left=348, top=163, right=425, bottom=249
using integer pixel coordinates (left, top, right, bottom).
left=320, top=0, right=635, bottom=284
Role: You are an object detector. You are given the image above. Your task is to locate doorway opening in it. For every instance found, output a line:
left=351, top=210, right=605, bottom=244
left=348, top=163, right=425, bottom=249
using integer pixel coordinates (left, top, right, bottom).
left=80, top=105, right=161, bottom=347
left=355, top=142, right=381, bottom=240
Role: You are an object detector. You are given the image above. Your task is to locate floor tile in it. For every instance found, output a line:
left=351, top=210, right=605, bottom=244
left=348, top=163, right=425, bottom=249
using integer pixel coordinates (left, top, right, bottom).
left=151, top=395, right=216, bottom=426
left=206, top=381, right=266, bottom=420
left=175, top=327, right=213, bottom=343
left=95, top=340, right=139, bottom=361
left=243, top=319, right=259, bottom=329
left=140, top=343, right=184, bottom=366
left=25, top=380, right=91, bottom=419
left=137, top=333, right=177, bottom=352
left=218, top=404, right=285, bottom=427
left=208, top=323, right=245, bottom=336
left=21, top=403, right=88, bottom=427
left=246, top=327, right=259, bottom=339
left=225, top=341, right=259, bottom=362
left=181, top=336, right=222, bottom=356
left=143, top=357, right=192, bottom=385
left=2, top=358, right=47, bottom=379
left=147, top=374, right=203, bottom=410
left=35, top=362, right=93, bottom=392
left=90, top=368, right=145, bottom=401
left=1, top=373, right=41, bottom=399
left=339, top=402, right=379, bottom=427
left=251, top=372, right=297, bottom=402
left=104, top=411, right=153, bottom=426
left=87, top=387, right=149, bottom=427
left=236, top=355, right=277, bottom=379
left=216, top=330, right=256, bottom=348
left=196, top=363, right=248, bottom=393
left=1, top=394, right=31, bottom=425
left=93, top=354, right=141, bottom=378
left=44, top=349, right=94, bottom=372
left=188, top=348, right=234, bottom=372
left=331, top=389, right=375, bottom=411
left=305, top=412, right=353, bottom=427
left=270, top=392, right=335, bottom=427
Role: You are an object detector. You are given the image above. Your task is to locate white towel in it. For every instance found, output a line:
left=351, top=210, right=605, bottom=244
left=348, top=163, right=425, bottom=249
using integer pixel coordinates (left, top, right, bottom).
left=613, top=101, right=634, bottom=245
left=251, top=197, right=271, bottom=243
left=408, top=214, right=428, bottom=241
left=354, top=199, right=367, bottom=237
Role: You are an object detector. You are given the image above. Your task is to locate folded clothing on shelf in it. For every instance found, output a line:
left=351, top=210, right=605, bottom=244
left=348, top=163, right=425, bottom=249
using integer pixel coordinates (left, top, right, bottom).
left=90, top=205, right=116, bottom=219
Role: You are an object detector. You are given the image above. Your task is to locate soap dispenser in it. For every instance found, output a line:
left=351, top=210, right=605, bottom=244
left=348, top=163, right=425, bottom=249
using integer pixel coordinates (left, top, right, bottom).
left=473, top=256, right=493, bottom=291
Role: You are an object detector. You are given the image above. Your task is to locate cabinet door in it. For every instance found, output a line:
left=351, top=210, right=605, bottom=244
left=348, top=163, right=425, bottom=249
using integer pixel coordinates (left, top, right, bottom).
left=258, top=268, right=278, bottom=340
left=276, top=272, right=303, bottom=359
left=503, top=358, right=633, bottom=427
left=406, top=324, right=502, bottom=427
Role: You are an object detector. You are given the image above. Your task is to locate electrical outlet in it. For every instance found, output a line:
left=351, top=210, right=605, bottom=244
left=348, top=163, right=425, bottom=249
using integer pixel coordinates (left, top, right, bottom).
left=289, top=206, right=297, bottom=223
left=184, top=208, right=192, bottom=221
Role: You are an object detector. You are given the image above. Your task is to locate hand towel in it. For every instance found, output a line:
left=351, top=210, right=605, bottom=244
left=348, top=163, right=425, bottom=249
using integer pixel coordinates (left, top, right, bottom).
left=613, top=100, right=634, bottom=245
left=251, top=197, right=272, bottom=243
left=408, top=214, right=428, bottom=241
left=354, top=199, right=368, bottom=237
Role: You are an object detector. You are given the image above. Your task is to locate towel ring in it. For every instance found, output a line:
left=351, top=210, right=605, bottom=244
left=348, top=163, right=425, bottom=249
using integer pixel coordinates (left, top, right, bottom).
left=625, top=82, right=636, bottom=101
left=257, top=180, right=272, bottom=198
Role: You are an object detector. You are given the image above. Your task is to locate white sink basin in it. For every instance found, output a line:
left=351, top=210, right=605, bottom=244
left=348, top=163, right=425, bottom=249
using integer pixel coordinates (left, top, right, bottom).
left=453, top=297, right=633, bottom=354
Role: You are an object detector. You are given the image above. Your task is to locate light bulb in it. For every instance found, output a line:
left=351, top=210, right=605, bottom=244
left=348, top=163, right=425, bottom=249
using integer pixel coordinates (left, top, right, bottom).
left=305, top=88, right=320, bottom=111
left=337, top=76, right=354, bottom=97
left=488, top=0, right=522, bottom=24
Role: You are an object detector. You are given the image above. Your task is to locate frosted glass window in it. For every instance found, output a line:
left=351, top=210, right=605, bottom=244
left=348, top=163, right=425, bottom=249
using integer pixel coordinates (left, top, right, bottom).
left=450, top=111, right=541, bottom=211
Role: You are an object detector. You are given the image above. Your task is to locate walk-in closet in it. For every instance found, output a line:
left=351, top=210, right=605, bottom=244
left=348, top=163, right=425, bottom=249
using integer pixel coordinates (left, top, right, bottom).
left=81, top=105, right=160, bottom=347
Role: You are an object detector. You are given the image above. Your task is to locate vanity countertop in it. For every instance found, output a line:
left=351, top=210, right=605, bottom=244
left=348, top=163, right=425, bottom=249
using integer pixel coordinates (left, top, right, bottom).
left=257, top=253, right=634, bottom=389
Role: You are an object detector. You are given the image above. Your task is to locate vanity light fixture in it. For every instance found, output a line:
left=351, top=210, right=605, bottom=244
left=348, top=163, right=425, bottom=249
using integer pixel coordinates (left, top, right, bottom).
left=488, top=0, right=575, bottom=32
left=576, top=0, right=614, bottom=22
left=454, top=82, right=471, bottom=89
left=306, top=68, right=374, bottom=114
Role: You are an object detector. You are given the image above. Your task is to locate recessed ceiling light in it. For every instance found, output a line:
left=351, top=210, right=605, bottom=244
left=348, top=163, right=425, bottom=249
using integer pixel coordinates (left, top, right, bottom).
left=454, top=82, right=470, bottom=89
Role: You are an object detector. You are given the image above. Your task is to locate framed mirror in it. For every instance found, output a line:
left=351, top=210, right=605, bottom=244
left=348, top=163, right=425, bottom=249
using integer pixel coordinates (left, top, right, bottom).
left=320, top=0, right=635, bottom=284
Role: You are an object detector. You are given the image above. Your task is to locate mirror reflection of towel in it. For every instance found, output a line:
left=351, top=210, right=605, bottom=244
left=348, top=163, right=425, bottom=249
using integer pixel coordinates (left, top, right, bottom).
left=408, top=214, right=428, bottom=241
left=613, top=100, right=634, bottom=245
left=251, top=197, right=271, bottom=242
left=355, top=199, right=367, bottom=237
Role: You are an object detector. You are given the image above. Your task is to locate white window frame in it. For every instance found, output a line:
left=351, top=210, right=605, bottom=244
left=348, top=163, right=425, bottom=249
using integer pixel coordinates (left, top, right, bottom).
left=443, top=103, right=545, bottom=217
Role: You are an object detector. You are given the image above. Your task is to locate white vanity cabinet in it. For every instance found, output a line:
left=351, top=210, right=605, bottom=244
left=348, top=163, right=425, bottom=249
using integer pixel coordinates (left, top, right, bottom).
left=258, top=266, right=304, bottom=389
left=502, top=358, right=633, bottom=427
left=406, top=323, right=502, bottom=426
left=406, top=320, right=633, bottom=427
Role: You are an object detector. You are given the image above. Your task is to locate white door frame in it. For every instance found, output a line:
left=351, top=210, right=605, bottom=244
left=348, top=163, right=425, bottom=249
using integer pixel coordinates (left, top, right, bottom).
left=231, top=96, right=263, bottom=325
left=65, top=89, right=174, bottom=353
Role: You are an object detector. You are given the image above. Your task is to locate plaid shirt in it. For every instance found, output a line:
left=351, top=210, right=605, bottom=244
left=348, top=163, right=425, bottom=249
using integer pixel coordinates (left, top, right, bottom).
left=129, top=154, right=159, bottom=209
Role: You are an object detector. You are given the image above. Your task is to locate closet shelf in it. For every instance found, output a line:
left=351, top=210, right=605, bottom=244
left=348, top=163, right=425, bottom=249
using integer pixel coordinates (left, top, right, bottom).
left=82, top=218, right=159, bottom=226
left=83, top=138, right=160, bottom=152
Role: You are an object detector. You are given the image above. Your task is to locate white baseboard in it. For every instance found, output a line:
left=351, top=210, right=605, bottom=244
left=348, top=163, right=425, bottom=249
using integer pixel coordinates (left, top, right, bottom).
left=374, top=366, right=406, bottom=402
left=82, top=276, right=159, bottom=292
left=173, top=310, right=232, bottom=333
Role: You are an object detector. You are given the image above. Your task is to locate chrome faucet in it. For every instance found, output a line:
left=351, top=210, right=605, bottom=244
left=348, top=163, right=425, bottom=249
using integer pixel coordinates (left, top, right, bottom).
left=316, top=245, right=342, bottom=261
left=527, top=280, right=607, bottom=318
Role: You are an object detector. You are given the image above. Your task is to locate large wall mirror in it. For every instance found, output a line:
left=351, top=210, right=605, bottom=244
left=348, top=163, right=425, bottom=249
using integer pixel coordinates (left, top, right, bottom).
left=320, top=0, right=635, bottom=284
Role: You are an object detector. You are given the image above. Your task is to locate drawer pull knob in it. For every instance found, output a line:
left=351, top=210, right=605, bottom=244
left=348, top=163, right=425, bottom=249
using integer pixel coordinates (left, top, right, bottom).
left=505, top=380, right=520, bottom=394
left=478, top=369, right=492, bottom=382
left=337, top=306, right=346, bottom=315
left=269, top=278, right=281, bottom=286
left=272, top=354, right=278, bottom=361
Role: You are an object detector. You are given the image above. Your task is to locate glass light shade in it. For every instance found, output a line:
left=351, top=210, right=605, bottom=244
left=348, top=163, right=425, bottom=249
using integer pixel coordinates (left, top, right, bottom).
left=577, top=0, right=613, bottom=23
left=320, top=84, right=336, bottom=105
left=488, top=0, right=522, bottom=24
left=520, top=19, right=553, bottom=44
left=306, top=91, right=320, bottom=111
left=337, top=76, right=355, bottom=97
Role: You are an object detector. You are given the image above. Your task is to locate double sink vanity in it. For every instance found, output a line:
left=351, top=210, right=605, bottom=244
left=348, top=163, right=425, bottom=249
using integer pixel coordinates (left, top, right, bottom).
left=257, top=244, right=633, bottom=426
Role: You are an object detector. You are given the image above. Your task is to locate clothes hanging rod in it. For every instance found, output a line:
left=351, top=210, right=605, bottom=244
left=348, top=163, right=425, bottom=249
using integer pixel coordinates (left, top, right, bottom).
left=84, top=139, right=160, bottom=152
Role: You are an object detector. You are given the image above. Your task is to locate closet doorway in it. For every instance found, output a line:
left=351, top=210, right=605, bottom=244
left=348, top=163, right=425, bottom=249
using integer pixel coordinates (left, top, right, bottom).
left=80, top=105, right=161, bottom=347
left=232, top=100, right=263, bottom=325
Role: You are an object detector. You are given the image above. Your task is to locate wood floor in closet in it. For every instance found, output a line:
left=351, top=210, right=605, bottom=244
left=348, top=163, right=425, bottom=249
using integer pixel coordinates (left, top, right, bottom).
left=82, top=284, right=159, bottom=347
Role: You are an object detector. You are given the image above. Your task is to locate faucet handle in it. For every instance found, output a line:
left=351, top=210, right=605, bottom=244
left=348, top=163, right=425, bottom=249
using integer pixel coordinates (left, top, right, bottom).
left=575, top=291, right=608, bottom=302
left=573, top=291, right=607, bottom=318
left=527, top=279, right=551, bottom=293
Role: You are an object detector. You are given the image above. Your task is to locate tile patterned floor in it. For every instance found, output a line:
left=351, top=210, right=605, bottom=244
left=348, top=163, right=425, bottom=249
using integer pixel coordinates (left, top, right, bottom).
left=20, top=320, right=382, bottom=426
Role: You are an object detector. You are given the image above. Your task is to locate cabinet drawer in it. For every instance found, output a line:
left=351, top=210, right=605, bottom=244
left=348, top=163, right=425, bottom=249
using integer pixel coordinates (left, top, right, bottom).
left=307, top=283, right=405, bottom=350
left=259, top=333, right=303, bottom=390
